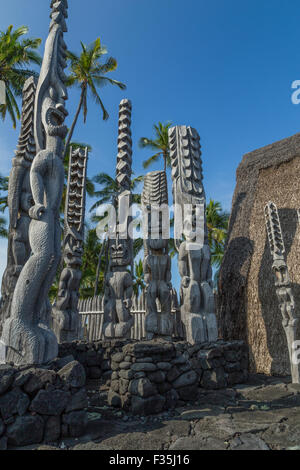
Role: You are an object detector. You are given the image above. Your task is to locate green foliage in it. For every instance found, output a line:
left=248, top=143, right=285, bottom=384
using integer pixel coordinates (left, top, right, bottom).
left=90, top=172, right=118, bottom=211
left=206, top=199, right=229, bottom=268
left=0, top=216, right=7, bottom=238
left=133, top=238, right=144, bottom=259
left=0, top=25, right=42, bottom=128
left=0, top=174, right=8, bottom=213
left=90, top=172, right=143, bottom=212
left=64, top=37, right=126, bottom=157
left=89, top=172, right=145, bottom=265
left=49, top=273, right=60, bottom=304
left=80, top=228, right=104, bottom=298
left=132, top=259, right=145, bottom=296
left=139, top=121, right=173, bottom=172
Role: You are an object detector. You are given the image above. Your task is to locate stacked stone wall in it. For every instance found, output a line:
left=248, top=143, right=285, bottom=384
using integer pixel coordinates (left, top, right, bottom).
left=58, top=339, right=248, bottom=416
left=0, top=359, right=88, bottom=449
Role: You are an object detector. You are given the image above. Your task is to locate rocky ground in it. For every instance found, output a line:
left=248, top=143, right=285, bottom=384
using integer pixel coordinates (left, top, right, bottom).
left=10, top=373, right=300, bottom=451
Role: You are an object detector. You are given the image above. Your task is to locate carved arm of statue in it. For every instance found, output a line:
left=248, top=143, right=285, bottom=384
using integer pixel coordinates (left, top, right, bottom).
left=123, top=275, right=133, bottom=310
left=56, top=267, right=71, bottom=311
left=29, top=153, right=47, bottom=219
left=9, top=162, right=25, bottom=229
left=178, top=243, right=189, bottom=288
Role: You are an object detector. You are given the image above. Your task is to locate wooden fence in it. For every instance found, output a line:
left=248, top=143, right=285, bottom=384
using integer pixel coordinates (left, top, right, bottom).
left=78, top=288, right=184, bottom=341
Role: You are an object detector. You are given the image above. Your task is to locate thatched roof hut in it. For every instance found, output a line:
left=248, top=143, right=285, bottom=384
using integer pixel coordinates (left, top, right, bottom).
left=218, top=132, right=300, bottom=376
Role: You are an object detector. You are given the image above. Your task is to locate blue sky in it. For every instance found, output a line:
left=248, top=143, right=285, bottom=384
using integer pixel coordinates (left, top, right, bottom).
left=1, top=0, right=300, bottom=286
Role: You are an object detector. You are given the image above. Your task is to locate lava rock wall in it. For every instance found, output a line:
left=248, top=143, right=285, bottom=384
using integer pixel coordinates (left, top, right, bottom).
left=0, top=359, right=88, bottom=449
left=107, top=340, right=248, bottom=415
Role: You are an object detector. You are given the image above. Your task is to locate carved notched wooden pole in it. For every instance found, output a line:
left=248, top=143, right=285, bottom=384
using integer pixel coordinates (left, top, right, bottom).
left=102, top=99, right=134, bottom=339
left=0, top=0, right=69, bottom=365
left=168, top=125, right=218, bottom=344
left=264, top=201, right=300, bottom=384
left=142, top=170, right=174, bottom=340
left=0, top=77, right=37, bottom=336
left=53, top=146, right=88, bottom=342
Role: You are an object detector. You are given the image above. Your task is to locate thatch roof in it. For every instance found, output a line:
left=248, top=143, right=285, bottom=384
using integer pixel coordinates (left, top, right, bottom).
left=218, top=132, right=300, bottom=375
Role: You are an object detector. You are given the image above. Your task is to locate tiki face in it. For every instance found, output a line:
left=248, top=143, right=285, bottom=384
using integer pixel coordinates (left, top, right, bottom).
left=144, top=204, right=169, bottom=252
left=148, top=238, right=168, bottom=252
left=64, top=250, right=82, bottom=268
left=64, top=238, right=83, bottom=268
left=184, top=212, right=197, bottom=242
left=110, top=239, right=131, bottom=266
left=42, top=85, right=68, bottom=141
left=35, top=19, right=69, bottom=152
left=272, top=258, right=290, bottom=286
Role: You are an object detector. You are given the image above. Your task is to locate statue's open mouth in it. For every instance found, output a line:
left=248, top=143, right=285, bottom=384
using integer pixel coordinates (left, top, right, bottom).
left=46, top=107, right=68, bottom=138
left=47, top=106, right=65, bottom=126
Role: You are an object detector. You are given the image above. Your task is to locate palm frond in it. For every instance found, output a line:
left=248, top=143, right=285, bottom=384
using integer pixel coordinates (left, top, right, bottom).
left=89, top=79, right=109, bottom=120
left=0, top=25, right=42, bottom=127
left=64, top=37, right=126, bottom=144
left=139, top=122, right=173, bottom=171
left=142, top=152, right=162, bottom=169
left=92, top=172, right=116, bottom=186
left=139, top=137, right=160, bottom=150
left=93, top=75, right=126, bottom=90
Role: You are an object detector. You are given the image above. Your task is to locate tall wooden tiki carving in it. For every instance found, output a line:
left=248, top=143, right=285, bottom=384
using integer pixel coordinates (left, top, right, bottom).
left=0, top=0, right=69, bottom=365
left=53, top=146, right=88, bottom=342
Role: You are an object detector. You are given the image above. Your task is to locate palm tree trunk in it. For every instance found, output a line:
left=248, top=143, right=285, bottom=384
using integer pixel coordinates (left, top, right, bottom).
left=164, top=152, right=167, bottom=173
left=63, top=87, right=85, bottom=159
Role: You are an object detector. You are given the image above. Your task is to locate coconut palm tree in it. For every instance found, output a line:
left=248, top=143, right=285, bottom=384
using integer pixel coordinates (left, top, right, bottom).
left=90, top=172, right=143, bottom=213
left=132, top=259, right=145, bottom=296
left=90, top=171, right=144, bottom=292
left=64, top=37, right=126, bottom=158
left=0, top=25, right=42, bottom=128
left=206, top=199, right=229, bottom=267
left=139, top=122, right=173, bottom=173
